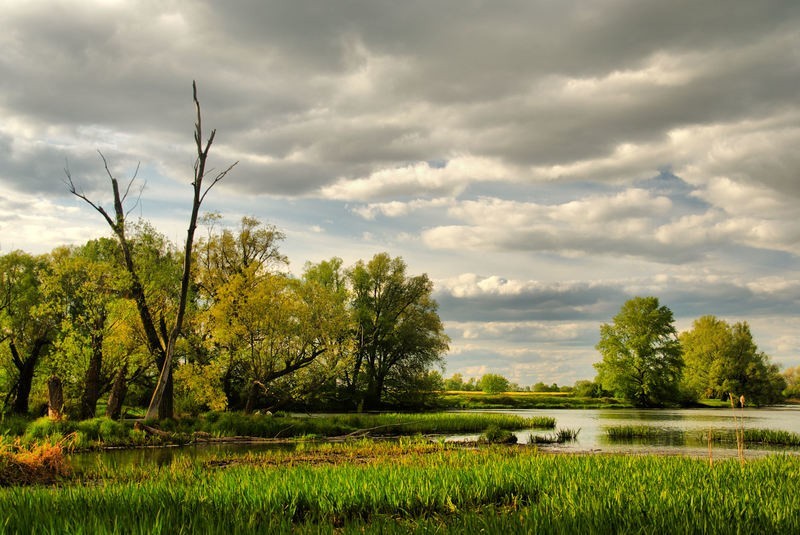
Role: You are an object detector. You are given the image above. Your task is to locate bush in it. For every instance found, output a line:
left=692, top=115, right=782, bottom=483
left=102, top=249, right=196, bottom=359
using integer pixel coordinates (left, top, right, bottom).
left=479, top=425, right=517, bottom=444
left=23, top=417, right=75, bottom=441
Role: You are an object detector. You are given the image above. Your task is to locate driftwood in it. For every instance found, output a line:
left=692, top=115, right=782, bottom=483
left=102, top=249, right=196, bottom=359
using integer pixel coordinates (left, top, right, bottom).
left=133, top=421, right=172, bottom=438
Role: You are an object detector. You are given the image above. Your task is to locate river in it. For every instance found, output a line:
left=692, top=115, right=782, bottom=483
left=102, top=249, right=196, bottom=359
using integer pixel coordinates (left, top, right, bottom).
left=71, top=406, right=800, bottom=468
left=465, top=406, right=800, bottom=456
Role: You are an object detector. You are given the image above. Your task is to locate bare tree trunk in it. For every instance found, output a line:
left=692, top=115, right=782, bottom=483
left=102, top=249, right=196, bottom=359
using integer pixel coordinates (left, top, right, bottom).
left=105, top=367, right=128, bottom=420
left=47, top=375, right=64, bottom=420
left=145, top=82, right=236, bottom=420
left=67, top=82, right=236, bottom=421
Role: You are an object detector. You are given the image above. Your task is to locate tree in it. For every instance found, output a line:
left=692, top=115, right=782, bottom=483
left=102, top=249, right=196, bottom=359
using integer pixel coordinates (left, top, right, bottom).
left=0, top=251, right=57, bottom=414
left=478, top=373, right=509, bottom=394
left=346, top=253, right=449, bottom=409
left=66, top=82, right=236, bottom=419
left=573, top=379, right=604, bottom=398
left=40, top=243, right=125, bottom=419
left=681, top=316, right=786, bottom=405
left=784, top=366, right=800, bottom=399
left=444, top=373, right=466, bottom=391
left=208, top=263, right=348, bottom=412
left=196, top=214, right=287, bottom=297
left=594, top=296, right=683, bottom=407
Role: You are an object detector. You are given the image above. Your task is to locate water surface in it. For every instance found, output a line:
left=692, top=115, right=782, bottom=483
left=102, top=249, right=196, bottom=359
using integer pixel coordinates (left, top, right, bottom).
left=473, top=406, right=800, bottom=456
left=71, top=406, right=800, bottom=468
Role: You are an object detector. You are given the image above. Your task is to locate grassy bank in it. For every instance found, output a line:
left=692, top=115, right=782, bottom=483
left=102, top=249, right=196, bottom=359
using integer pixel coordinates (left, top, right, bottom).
left=1, top=440, right=798, bottom=533
left=3, top=411, right=554, bottom=451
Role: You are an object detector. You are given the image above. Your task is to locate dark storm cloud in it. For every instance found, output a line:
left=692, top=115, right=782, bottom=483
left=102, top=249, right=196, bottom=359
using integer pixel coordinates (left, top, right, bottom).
left=4, top=0, right=799, bottom=197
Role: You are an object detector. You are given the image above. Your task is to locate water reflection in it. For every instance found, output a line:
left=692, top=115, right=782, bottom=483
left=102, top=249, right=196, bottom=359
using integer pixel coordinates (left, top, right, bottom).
left=72, top=442, right=297, bottom=472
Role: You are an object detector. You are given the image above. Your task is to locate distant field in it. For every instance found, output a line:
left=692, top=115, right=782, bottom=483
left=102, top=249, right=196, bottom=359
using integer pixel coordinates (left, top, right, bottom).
left=439, top=391, right=630, bottom=409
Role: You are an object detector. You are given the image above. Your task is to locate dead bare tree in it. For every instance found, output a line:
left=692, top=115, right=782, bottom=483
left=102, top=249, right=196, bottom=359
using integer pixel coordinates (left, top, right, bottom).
left=66, top=81, right=237, bottom=419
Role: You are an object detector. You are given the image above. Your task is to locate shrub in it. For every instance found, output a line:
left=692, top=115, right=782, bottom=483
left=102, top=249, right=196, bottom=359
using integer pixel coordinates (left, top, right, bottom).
left=23, top=417, right=75, bottom=441
left=479, top=425, right=517, bottom=444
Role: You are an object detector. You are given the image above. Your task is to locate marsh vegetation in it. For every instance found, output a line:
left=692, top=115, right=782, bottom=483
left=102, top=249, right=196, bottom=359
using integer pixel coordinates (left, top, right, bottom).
left=2, top=439, right=799, bottom=533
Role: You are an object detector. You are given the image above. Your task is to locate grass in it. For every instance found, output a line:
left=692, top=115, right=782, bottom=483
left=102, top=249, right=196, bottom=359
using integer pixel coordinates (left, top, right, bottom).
left=605, top=425, right=800, bottom=447
left=0, top=439, right=71, bottom=486
left=1, top=440, right=799, bottom=533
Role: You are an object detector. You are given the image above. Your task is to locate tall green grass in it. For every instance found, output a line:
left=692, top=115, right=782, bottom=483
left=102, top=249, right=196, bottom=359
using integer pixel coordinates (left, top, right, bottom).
left=606, top=425, right=800, bottom=447
left=1, top=442, right=798, bottom=533
left=175, top=411, right=555, bottom=438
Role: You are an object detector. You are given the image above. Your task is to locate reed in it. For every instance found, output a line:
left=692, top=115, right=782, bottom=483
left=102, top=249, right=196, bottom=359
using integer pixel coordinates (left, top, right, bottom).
left=729, top=393, right=746, bottom=464
left=0, top=439, right=70, bottom=486
left=605, top=425, right=683, bottom=440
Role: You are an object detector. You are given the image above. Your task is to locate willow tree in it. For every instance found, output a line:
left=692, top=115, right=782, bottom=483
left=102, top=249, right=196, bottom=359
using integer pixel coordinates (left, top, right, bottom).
left=347, top=253, right=449, bottom=410
left=67, top=82, right=236, bottom=419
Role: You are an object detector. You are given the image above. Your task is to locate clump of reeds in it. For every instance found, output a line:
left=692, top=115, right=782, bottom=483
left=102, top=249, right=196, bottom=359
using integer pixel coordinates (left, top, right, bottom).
left=529, top=427, right=580, bottom=444
left=605, top=425, right=680, bottom=440
left=478, top=425, right=518, bottom=444
left=0, top=438, right=71, bottom=486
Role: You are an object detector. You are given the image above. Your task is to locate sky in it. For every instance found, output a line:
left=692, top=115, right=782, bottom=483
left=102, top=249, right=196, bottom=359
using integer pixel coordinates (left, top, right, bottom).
left=1, top=0, right=799, bottom=386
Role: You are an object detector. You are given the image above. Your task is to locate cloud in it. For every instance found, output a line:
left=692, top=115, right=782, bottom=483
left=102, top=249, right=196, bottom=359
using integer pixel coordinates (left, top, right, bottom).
left=2, top=0, right=799, bottom=384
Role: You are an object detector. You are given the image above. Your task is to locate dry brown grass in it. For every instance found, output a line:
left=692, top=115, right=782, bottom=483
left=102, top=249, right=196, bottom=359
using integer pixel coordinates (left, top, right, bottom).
left=0, top=438, right=71, bottom=486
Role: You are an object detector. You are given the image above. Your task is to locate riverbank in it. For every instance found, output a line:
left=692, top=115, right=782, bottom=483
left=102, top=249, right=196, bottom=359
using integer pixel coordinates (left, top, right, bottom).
left=1, top=411, right=555, bottom=452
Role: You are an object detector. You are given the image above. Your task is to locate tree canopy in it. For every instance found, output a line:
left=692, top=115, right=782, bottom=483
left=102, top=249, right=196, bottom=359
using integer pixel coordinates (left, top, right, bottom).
left=595, top=296, right=683, bottom=407
left=680, top=315, right=785, bottom=406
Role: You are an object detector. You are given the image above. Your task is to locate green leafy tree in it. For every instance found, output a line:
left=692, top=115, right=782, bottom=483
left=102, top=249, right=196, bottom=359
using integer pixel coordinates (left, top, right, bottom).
left=479, top=373, right=510, bottom=394
left=347, top=253, right=449, bottom=409
left=573, top=379, right=604, bottom=398
left=0, top=251, right=57, bottom=414
left=192, top=216, right=289, bottom=409
left=444, top=373, right=466, bottom=391
left=209, top=264, right=347, bottom=412
left=595, top=296, right=683, bottom=407
left=681, top=316, right=786, bottom=405
left=196, top=214, right=287, bottom=299
left=784, top=366, right=800, bottom=399
left=39, top=242, right=127, bottom=418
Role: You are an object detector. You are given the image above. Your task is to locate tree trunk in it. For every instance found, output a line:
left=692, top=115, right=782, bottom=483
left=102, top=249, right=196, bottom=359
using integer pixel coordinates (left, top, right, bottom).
left=158, top=372, right=173, bottom=420
left=244, top=381, right=260, bottom=414
left=47, top=375, right=64, bottom=420
left=105, top=367, right=127, bottom=420
left=363, top=374, right=384, bottom=410
left=11, top=341, right=40, bottom=415
left=80, top=328, right=104, bottom=419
